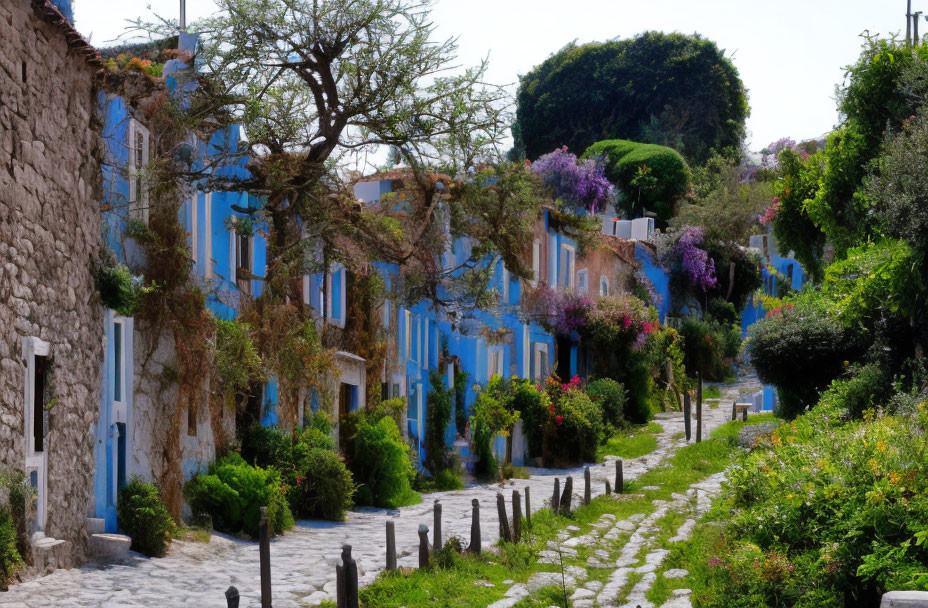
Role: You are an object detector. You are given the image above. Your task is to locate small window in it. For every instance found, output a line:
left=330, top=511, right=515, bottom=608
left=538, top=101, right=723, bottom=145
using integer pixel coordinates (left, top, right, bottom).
left=558, top=244, right=575, bottom=289
left=390, top=179, right=404, bottom=192
left=235, top=232, right=252, bottom=295
left=128, top=119, right=150, bottom=225
left=577, top=269, right=588, bottom=295
left=404, top=310, right=412, bottom=360
left=21, top=61, right=27, bottom=84
left=531, top=240, right=541, bottom=287
left=33, top=355, right=48, bottom=453
left=501, top=265, right=510, bottom=304
left=113, top=321, right=123, bottom=403
left=532, top=343, right=549, bottom=381
left=204, top=193, right=213, bottom=279
left=600, top=275, right=609, bottom=297
left=488, top=349, right=504, bottom=379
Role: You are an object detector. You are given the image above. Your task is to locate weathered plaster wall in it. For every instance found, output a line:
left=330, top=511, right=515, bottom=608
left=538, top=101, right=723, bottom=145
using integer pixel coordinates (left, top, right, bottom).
left=0, top=0, right=102, bottom=563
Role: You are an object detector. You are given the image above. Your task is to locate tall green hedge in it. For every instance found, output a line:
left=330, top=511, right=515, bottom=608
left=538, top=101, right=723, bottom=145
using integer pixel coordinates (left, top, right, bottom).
left=584, top=139, right=690, bottom=221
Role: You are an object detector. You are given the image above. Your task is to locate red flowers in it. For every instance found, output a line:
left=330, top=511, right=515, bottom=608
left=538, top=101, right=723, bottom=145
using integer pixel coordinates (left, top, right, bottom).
left=548, top=404, right=556, bottom=416
left=555, top=415, right=563, bottom=425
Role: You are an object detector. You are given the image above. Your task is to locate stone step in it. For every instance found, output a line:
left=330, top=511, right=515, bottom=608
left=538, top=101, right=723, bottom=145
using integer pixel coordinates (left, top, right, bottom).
left=86, top=517, right=106, bottom=535
left=31, top=534, right=72, bottom=575
left=90, top=533, right=132, bottom=562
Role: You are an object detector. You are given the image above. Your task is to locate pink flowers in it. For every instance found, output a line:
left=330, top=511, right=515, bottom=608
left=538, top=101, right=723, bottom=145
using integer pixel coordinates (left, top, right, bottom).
left=760, top=197, right=781, bottom=226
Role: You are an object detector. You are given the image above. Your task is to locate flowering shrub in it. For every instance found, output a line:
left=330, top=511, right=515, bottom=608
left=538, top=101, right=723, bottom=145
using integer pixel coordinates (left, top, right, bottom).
left=529, top=146, right=615, bottom=214
left=533, top=375, right=604, bottom=466
left=759, top=197, right=780, bottom=226
left=704, top=388, right=928, bottom=605
left=470, top=376, right=521, bottom=478
left=658, top=226, right=717, bottom=310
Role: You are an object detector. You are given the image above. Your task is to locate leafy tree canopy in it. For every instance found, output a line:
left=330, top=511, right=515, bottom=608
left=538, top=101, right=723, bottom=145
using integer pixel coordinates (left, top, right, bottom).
left=514, top=32, right=749, bottom=165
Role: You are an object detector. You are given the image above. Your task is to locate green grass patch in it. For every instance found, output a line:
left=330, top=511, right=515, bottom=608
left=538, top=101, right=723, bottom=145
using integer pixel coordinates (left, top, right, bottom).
left=598, top=422, right=663, bottom=461
left=702, top=385, right=722, bottom=399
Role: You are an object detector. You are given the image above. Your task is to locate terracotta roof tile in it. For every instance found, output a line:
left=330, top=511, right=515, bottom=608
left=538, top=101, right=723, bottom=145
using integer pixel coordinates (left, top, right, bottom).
left=31, top=0, right=103, bottom=68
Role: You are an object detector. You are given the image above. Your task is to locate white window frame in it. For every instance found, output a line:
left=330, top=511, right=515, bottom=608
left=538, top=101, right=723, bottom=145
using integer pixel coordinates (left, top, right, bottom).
left=422, top=319, right=428, bottom=369
left=531, top=240, right=541, bottom=287
left=23, top=336, right=50, bottom=532
left=204, top=193, right=213, bottom=279
left=404, top=310, right=413, bottom=361
left=532, top=342, right=549, bottom=381
left=302, top=275, right=311, bottom=306
left=600, top=275, right=610, bottom=297
left=488, top=348, right=504, bottom=379
left=577, top=269, right=588, bottom=295
left=501, top=264, right=510, bottom=304
left=127, top=118, right=150, bottom=225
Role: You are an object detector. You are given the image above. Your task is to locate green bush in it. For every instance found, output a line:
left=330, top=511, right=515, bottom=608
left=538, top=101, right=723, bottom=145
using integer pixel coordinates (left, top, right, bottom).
left=117, top=477, right=175, bottom=557
left=184, top=454, right=294, bottom=538
left=431, top=468, right=465, bottom=491
left=710, top=395, right=928, bottom=605
left=507, top=379, right=550, bottom=459
left=586, top=378, right=628, bottom=433
left=470, top=376, right=520, bottom=478
left=424, top=371, right=453, bottom=476
left=584, top=138, right=690, bottom=221
left=453, top=370, right=469, bottom=434
left=679, top=315, right=740, bottom=382
left=350, top=414, right=417, bottom=509
left=94, top=262, right=146, bottom=317
left=299, top=448, right=356, bottom=520
left=0, top=506, right=21, bottom=590
left=748, top=304, right=865, bottom=418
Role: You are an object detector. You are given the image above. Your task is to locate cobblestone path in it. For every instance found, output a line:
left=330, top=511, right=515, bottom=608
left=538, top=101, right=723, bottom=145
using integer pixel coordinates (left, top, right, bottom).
left=0, top=378, right=757, bottom=608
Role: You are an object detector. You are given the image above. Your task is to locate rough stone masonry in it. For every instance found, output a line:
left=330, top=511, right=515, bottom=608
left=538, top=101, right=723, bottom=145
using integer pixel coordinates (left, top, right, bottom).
left=0, top=0, right=104, bottom=567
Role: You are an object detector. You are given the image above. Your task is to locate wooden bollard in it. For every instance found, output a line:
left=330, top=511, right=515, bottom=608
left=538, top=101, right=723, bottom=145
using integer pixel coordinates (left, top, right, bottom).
left=469, top=499, right=481, bottom=554
left=606, top=480, right=612, bottom=495
left=496, top=492, right=512, bottom=543
left=524, top=486, right=531, bottom=526
left=343, top=544, right=359, bottom=608
left=696, top=371, right=703, bottom=443
left=336, top=560, right=345, bottom=608
left=225, top=586, right=240, bottom=608
left=512, top=490, right=522, bottom=543
left=385, top=520, right=397, bottom=571
left=418, top=524, right=430, bottom=568
left=559, top=476, right=573, bottom=514
left=742, top=406, right=748, bottom=422
left=433, top=500, right=442, bottom=549
left=684, top=393, right=692, bottom=441
left=552, top=477, right=561, bottom=514
left=259, top=506, right=271, bottom=608
left=616, top=460, right=624, bottom=494
left=731, top=400, right=737, bottom=421
left=583, top=467, right=591, bottom=505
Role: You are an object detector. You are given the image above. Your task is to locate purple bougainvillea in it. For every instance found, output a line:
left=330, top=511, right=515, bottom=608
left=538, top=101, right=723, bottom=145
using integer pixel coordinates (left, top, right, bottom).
left=661, top=226, right=717, bottom=294
left=529, top=146, right=615, bottom=214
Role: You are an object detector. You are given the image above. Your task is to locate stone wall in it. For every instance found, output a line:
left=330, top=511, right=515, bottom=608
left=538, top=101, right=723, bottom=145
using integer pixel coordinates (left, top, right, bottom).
left=0, top=1, right=103, bottom=564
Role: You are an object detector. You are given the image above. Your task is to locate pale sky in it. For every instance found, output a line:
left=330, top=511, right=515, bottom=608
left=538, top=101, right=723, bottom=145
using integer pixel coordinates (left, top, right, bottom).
left=72, top=0, right=918, bottom=152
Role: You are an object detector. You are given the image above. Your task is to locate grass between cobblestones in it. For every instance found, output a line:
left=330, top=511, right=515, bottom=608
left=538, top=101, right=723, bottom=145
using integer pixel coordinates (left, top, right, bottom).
left=357, top=416, right=770, bottom=608
left=597, top=421, right=663, bottom=461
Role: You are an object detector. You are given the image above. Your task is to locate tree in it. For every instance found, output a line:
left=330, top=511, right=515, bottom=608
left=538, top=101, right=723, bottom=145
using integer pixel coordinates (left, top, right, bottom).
left=771, top=149, right=827, bottom=281
left=514, top=32, right=749, bottom=165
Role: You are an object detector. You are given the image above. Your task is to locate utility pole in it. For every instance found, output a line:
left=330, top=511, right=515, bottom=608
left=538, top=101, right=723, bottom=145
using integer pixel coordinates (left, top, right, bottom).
left=916, top=11, right=923, bottom=44
left=180, top=0, right=186, bottom=32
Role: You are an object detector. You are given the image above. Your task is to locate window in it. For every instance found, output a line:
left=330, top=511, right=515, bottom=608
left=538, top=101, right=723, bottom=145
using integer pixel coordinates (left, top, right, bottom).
left=531, top=240, right=541, bottom=287
left=558, top=244, right=575, bottom=289
left=421, top=320, right=428, bottom=368
left=204, top=193, right=213, bottom=278
left=501, top=265, right=510, bottom=304
left=532, top=343, right=549, bottom=381
left=577, top=269, right=588, bottom=295
left=128, top=119, right=150, bottom=224
left=33, top=355, right=47, bottom=453
left=302, top=275, right=311, bottom=306
left=600, top=275, right=609, bottom=297
left=113, top=321, right=124, bottom=403
left=233, top=230, right=252, bottom=296
left=188, top=193, right=198, bottom=265
left=404, top=310, right=412, bottom=360
left=488, top=349, right=504, bottom=379
left=187, top=402, right=197, bottom=436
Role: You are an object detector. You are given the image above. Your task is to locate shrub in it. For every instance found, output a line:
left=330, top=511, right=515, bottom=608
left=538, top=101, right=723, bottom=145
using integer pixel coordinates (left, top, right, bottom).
left=117, top=477, right=176, bottom=557
left=679, top=316, right=740, bottom=382
left=507, top=379, right=551, bottom=459
left=431, top=468, right=465, bottom=491
left=586, top=378, right=628, bottom=433
left=584, top=138, right=691, bottom=221
left=470, top=376, right=520, bottom=479
left=213, top=318, right=265, bottom=407
left=424, top=371, right=454, bottom=476
left=453, top=370, right=469, bottom=434
left=0, top=506, right=21, bottom=590
left=184, top=454, right=294, bottom=538
left=748, top=304, right=865, bottom=418
left=299, top=448, right=356, bottom=519
left=536, top=376, right=605, bottom=466
left=94, top=262, right=146, bottom=317
left=350, top=415, right=417, bottom=509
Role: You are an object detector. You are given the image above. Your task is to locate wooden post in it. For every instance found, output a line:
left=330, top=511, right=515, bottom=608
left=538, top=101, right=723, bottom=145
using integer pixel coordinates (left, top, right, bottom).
left=552, top=477, right=560, bottom=514
left=559, top=476, right=573, bottom=514
left=684, top=392, right=692, bottom=441
left=343, top=545, right=359, bottom=608
left=731, top=400, right=737, bottom=421
left=433, top=500, right=442, bottom=549
left=259, top=506, right=271, bottom=608
left=512, top=490, right=522, bottom=543
left=696, top=372, right=703, bottom=443
left=385, top=520, right=397, bottom=571
left=336, top=560, right=345, bottom=608
left=225, top=586, right=240, bottom=608
left=496, top=492, right=512, bottom=543
left=418, top=524, right=430, bottom=568
left=583, top=467, right=591, bottom=505
left=616, top=460, right=624, bottom=494
left=742, top=406, right=748, bottom=422
left=469, top=499, right=481, bottom=554
left=606, top=480, right=612, bottom=495
left=524, top=486, right=531, bottom=526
